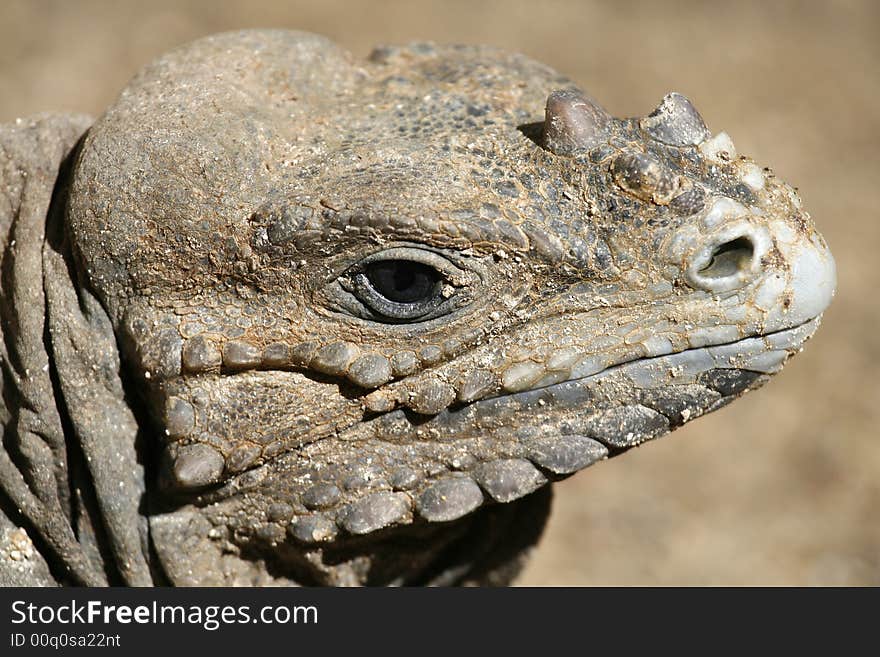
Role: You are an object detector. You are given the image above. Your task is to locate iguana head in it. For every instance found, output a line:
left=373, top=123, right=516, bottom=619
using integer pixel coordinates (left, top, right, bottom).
left=65, top=30, right=835, bottom=582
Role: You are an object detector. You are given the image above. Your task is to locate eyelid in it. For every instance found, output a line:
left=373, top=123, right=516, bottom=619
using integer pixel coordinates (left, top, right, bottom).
left=352, top=247, right=467, bottom=283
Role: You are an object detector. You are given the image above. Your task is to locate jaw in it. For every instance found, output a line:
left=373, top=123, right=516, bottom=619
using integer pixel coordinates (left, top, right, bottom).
left=149, top=314, right=822, bottom=576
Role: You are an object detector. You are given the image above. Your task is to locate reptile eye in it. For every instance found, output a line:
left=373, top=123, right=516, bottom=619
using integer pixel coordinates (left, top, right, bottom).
left=352, top=259, right=446, bottom=321
left=363, top=260, right=442, bottom=304
left=332, top=246, right=478, bottom=324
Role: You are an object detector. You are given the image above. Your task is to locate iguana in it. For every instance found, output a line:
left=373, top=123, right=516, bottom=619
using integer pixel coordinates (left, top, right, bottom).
left=0, top=30, right=835, bottom=586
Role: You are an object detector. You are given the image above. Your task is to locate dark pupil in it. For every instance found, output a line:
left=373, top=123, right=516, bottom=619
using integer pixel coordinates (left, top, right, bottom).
left=365, top=260, right=441, bottom=304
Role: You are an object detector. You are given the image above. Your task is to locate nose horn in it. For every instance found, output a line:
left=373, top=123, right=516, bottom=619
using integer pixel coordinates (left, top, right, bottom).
left=640, top=92, right=711, bottom=146
left=541, top=88, right=611, bottom=155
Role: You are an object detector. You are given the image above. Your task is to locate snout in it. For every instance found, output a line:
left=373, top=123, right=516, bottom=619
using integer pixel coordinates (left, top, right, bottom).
left=766, top=222, right=836, bottom=327
left=670, top=196, right=836, bottom=332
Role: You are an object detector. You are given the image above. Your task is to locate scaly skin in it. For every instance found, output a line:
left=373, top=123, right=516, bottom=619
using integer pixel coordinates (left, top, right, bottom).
left=0, top=30, right=835, bottom=585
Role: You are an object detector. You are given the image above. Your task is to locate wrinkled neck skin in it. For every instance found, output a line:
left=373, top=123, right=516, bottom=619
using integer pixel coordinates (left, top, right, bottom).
left=48, top=30, right=837, bottom=585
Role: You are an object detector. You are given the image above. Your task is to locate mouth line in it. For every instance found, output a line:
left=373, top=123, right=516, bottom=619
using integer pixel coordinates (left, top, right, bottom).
left=483, top=315, right=822, bottom=402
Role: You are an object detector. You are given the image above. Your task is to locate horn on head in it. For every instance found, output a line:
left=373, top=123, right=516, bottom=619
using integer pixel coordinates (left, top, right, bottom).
left=640, top=92, right=711, bottom=146
left=541, top=88, right=611, bottom=156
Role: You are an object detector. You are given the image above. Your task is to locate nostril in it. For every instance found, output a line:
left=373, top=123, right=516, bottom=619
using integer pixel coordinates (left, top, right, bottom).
left=699, top=236, right=755, bottom=279
left=685, top=229, right=766, bottom=293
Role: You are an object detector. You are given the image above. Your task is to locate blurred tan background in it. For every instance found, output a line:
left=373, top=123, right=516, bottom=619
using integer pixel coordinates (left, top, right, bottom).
left=1, top=0, right=876, bottom=585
